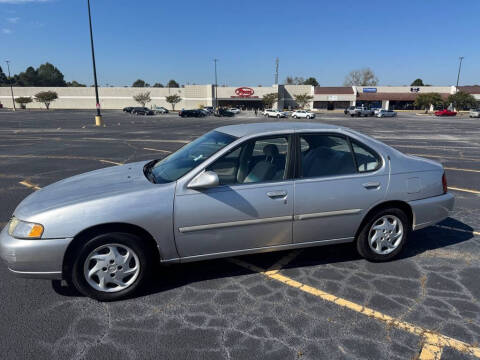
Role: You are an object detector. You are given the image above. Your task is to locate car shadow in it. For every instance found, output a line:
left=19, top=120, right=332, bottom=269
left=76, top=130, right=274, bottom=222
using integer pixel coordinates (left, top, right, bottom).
left=52, top=217, right=475, bottom=300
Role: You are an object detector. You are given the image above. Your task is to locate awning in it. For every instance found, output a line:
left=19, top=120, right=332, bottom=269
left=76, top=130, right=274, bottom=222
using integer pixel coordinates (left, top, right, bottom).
left=357, top=93, right=450, bottom=101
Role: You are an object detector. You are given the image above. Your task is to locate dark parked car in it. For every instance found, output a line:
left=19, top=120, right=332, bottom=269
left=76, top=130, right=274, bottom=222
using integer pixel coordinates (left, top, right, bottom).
left=132, top=107, right=154, bottom=115
left=123, top=107, right=134, bottom=113
left=215, top=108, right=235, bottom=117
left=179, top=109, right=206, bottom=118
left=153, top=106, right=169, bottom=114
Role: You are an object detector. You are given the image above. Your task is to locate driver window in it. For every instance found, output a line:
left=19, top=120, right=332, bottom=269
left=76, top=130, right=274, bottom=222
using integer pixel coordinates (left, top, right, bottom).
left=207, top=136, right=289, bottom=185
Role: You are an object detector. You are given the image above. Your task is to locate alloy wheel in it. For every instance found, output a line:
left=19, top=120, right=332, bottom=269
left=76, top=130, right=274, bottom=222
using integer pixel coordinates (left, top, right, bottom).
left=368, top=215, right=404, bottom=255
left=83, top=243, right=140, bottom=293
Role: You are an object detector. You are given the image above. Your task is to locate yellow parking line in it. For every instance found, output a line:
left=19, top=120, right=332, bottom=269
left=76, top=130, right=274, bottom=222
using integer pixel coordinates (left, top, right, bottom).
left=444, top=167, right=480, bottom=173
left=448, top=186, right=480, bottom=195
left=419, top=339, right=443, bottom=360
left=434, top=224, right=480, bottom=236
left=143, top=147, right=172, bottom=154
left=265, top=250, right=303, bottom=274
left=99, top=160, right=123, bottom=166
left=19, top=180, right=41, bottom=190
left=228, top=257, right=480, bottom=358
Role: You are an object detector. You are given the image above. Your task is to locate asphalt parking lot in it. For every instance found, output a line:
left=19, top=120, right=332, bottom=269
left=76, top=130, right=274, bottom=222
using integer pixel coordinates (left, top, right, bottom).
left=0, top=109, right=479, bottom=360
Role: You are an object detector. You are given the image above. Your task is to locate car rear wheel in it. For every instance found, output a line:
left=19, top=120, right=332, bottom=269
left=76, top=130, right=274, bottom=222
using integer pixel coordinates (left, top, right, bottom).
left=356, top=208, right=409, bottom=261
left=71, top=232, right=152, bottom=301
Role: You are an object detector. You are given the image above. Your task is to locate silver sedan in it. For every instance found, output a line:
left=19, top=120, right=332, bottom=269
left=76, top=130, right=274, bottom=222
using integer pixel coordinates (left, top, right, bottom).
left=0, top=122, right=454, bottom=301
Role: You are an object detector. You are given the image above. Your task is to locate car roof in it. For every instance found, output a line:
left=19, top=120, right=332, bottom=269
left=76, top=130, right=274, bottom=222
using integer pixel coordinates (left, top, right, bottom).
left=216, top=122, right=340, bottom=138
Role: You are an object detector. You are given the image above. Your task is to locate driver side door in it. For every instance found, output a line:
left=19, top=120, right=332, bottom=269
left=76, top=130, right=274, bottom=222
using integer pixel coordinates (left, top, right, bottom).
left=173, top=135, right=294, bottom=258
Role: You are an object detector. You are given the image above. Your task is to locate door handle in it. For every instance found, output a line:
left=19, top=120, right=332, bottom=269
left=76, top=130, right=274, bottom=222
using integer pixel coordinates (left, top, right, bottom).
left=267, top=190, right=287, bottom=199
left=363, top=182, right=380, bottom=189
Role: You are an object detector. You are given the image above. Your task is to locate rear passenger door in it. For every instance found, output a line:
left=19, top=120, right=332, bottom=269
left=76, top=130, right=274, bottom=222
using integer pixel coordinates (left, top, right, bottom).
left=293, top=133, right=389, bottom=244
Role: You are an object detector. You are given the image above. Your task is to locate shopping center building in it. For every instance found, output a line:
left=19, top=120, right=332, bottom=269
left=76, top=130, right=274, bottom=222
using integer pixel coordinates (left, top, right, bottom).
left=1, top=84, right=479, bottom=110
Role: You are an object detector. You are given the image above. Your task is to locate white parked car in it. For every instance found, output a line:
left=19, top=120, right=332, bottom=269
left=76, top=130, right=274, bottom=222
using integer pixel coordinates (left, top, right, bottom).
left=377, top=109, right=397, bottom=118
left=291, top=110, right=315, bottom=119
left=469, top=109, right=480, bottom=118
left=373, top=108, right=382, bottom=115
left=229, top=108, right=241, bottom=114
left=263, top=109, right=287, bottom=118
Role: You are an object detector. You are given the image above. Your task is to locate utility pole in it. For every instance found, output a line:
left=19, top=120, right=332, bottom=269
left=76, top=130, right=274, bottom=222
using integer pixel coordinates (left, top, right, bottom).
left=5, top=60, right=15, bottom=111
left=456, top=56, right=464, bottom=90
left=87, top=0, right=103, bottom=126
left=213, top=59, right=218, bottom=110
left=275, top=57, right=279, bottom=85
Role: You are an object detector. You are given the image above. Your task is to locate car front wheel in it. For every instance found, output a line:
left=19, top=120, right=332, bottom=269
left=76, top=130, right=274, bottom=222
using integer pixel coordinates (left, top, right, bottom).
left=356, top=208, right=409, bottom=261
left=71, top=232, right=151, bottom=301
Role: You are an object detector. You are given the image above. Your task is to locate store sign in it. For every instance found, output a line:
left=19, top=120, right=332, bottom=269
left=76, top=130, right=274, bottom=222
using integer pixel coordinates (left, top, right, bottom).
left=327, top=95, right=338, bottom=101
left=231, top=87, right=258, bottom=98
left=363, top=88, right=377, bottom=93
left=410, top=87, right=420, bottom=93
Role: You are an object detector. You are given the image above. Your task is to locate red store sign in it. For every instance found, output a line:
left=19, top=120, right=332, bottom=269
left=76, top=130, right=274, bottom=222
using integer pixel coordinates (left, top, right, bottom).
left=231, top=87, right=259, bottom=98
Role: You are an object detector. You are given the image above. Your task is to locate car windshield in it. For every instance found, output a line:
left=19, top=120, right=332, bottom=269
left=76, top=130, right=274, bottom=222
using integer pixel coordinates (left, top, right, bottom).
left=147, top=131, right=237, bottom=184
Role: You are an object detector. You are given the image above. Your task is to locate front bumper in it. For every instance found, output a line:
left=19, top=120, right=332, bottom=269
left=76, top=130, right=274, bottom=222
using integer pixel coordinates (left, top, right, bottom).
left=409, top=193, right=455, bottom=231
left=0, top=225, right=72, bottom=279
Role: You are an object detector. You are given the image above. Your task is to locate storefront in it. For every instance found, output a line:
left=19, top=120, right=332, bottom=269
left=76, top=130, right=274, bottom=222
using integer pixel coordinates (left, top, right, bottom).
left=313, top=87, right=355, bottom=110
left=215, top=86, right=276, bottom=109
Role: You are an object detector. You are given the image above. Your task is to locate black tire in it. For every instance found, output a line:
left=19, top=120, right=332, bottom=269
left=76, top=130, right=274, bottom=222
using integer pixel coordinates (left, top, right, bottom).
left=277, top=114, right=280, bottom=118
left=71, top=232, right=152, bottom=301
left=356, top=208, right=410, bottom=262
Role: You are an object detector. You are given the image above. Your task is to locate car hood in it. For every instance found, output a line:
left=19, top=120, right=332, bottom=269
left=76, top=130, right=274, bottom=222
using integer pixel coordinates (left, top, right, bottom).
left=14, top=161, right=154, bottom=219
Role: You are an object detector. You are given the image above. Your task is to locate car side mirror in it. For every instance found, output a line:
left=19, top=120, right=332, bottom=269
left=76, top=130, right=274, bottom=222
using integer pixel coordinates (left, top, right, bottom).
left=187, top=170, right=219, bottom=190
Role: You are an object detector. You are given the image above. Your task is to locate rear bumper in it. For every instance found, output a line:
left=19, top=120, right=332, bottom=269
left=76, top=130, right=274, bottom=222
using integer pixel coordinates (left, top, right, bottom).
left=409, top=193, right=455, bottom=231
left=0, top=225, right=72, bottom=280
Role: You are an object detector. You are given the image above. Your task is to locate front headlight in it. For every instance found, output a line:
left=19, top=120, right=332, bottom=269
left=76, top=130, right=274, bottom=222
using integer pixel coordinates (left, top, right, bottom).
left=8, top=218, right=44, bottom=239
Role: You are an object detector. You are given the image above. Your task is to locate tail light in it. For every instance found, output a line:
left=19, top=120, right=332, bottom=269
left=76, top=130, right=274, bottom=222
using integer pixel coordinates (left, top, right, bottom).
left=442, top=172, right=448, bottom=194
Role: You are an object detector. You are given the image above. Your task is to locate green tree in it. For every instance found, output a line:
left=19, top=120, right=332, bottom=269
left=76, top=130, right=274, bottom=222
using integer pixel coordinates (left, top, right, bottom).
left=343, top=68, right=378, bottom=86
left=262, top=93, right=278, bottom=108
left=15, top=96, right=33, bottom=109
left=414, top=93, right=445, bottom=113
left=0, top=66, right=7, bottom=85
left=153, top=83, right=164, bottom=88
left=303, top=77, right=319, bottom=87
left=410, top=78, right=424, bottom=86
left=15, top=66, right=38, bottom=86
left=132, top=79, right=146, bottom=87
left=294, top=93, right=313, bottom=109
left=447, top=91, right=477, bottom=110
left=133, top=91, right=151, bottom=107
left=36, top=63, right=66, bottom=86
left=167, top=79, right=180, bottom=88
left=66, top=80, right=86, bottom=87
left=165, top=94, right=181, bottom=110
left=34, top=91, right=58, bottom=110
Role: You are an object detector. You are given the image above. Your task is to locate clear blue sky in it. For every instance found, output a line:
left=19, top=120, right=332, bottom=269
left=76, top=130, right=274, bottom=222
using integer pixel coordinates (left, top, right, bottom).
left=1, top=0, right=479, bottom=87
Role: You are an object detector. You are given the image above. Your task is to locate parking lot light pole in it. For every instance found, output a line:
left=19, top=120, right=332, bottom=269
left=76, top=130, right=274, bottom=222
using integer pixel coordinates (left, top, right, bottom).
left=456, top=56, right=464, bottom=90
left=5, top=60, right=15, bottom=111
left=87, top=0, right=103, bottom=126
left=213, top=59, right=218, bottom=110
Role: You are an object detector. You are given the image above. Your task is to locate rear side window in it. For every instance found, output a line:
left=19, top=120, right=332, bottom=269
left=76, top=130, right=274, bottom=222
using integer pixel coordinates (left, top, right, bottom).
left=351, top=140, right=381, bottom=172
left=299, top=134, right=356, bottom=178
